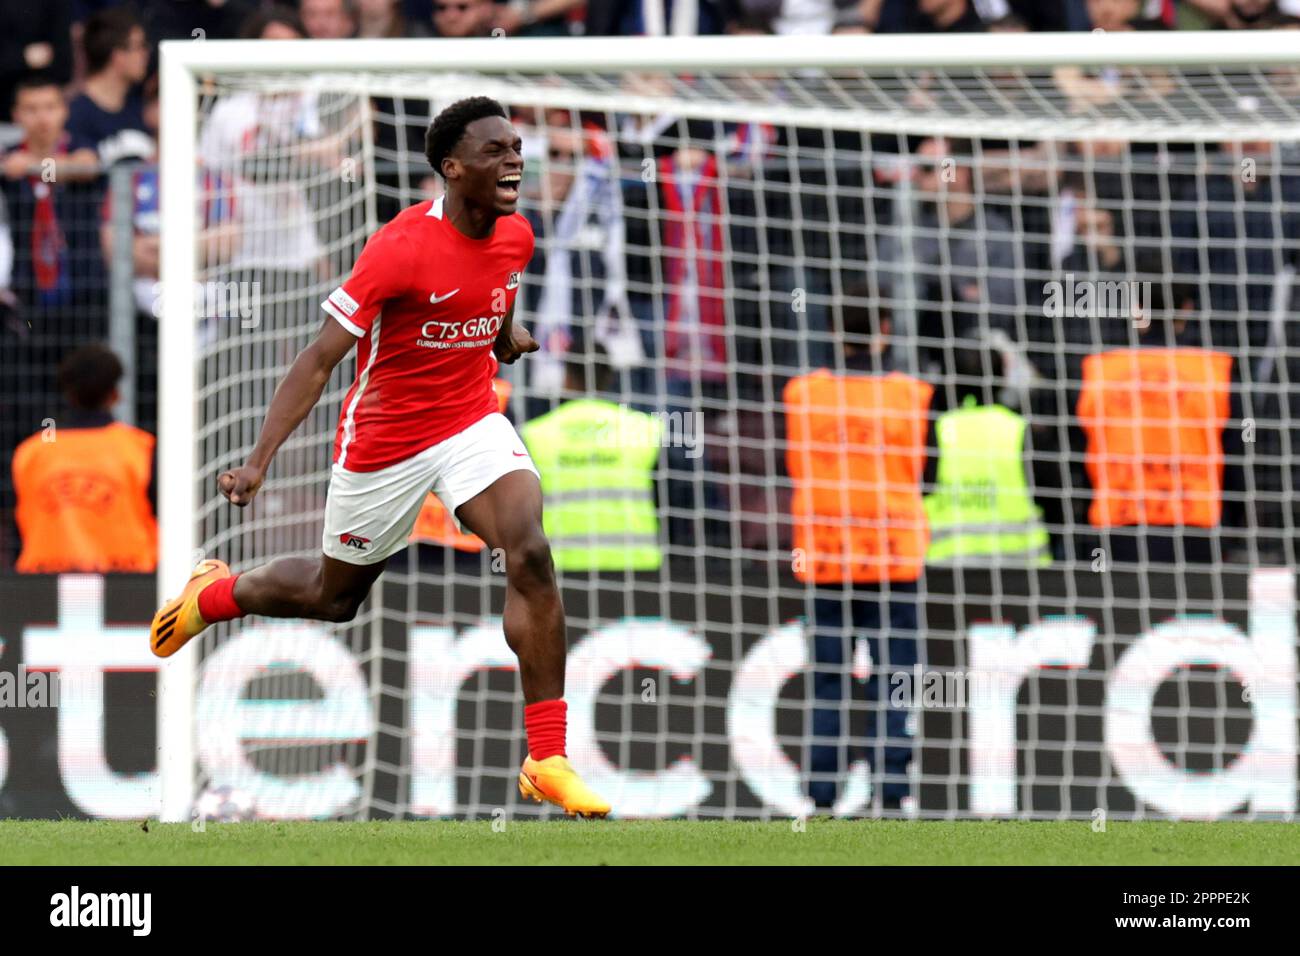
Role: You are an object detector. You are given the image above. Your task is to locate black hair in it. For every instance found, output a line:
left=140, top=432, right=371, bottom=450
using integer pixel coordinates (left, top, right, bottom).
left=58, top=344, right=124, bottom=411
left=1255, top=11, right=1300, bottom=27
left=565, top=341, right=615, bottom=394
left=13, top=71, right=62, bottom=99
left=839, top=281, right=890, bottom=346
left=988, top=13, right=1028, bottom=30
left=424, top=96, right=508, bottom=179
left=728, top=11, right=776, bottom=33
left=951, top=340, right=1004, bottom=405
left=83, top=6, right=144, bottom=76
left=239, top=5, right=306, bottom=40
left=1132, top=251, right=1197, bottom=316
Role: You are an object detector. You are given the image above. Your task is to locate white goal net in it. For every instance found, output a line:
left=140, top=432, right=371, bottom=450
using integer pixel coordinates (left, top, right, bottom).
left=158, top=33, right=1300, bottom=822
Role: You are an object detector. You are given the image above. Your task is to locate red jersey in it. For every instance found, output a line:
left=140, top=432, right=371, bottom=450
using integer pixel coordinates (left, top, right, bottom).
left=320, top=197, right=534, bottom=471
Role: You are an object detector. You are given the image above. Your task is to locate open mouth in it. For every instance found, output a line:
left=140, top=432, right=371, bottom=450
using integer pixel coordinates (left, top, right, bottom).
left=496, top=173, right=521, bottom=201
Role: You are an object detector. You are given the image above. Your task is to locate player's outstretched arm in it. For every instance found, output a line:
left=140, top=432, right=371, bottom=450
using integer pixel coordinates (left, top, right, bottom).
left=218, top=316, right=358, bottom=507
left=492, top=302, right=539, bottom=365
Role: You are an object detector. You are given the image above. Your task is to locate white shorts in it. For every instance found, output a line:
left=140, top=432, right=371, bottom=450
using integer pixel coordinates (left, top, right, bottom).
left=322, top=412, right=540, bottom=565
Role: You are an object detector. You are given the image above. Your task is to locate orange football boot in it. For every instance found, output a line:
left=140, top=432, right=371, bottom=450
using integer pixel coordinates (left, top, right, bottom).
left=518, top=755, right=611, bottom=818
left=150, top=560, right=232, bottom=658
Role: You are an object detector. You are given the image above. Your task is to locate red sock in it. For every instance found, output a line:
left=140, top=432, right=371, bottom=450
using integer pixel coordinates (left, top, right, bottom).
left=524, top=699, right=567, bottom=761
left=197, top=573, right=245, bottom=624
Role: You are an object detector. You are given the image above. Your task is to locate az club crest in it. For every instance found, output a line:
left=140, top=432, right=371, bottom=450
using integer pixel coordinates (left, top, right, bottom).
left=339, top=533, right=371, bottom=551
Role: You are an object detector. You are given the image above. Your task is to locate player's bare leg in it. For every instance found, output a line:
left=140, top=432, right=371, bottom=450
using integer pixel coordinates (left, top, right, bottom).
left=232, top=554, right=386, bottom=622
left=456, top=468, right=611, bottom=818
left=150, top=553, right=385, bottom=657
left=456, top=470, right=564, bottom=703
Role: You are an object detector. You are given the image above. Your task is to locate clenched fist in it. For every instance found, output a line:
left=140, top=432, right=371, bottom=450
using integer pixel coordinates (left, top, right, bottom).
left=218, top=465, right=265, bottom=507
left=494, top=322, right=539, bottom=365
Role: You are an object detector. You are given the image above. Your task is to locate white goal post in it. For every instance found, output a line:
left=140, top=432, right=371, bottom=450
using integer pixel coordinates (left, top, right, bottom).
left=158, top=32, right=1300, bottom=823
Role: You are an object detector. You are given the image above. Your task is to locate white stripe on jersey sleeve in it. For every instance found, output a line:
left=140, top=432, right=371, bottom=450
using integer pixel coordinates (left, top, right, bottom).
left=322, top=297, right=367, bottom=337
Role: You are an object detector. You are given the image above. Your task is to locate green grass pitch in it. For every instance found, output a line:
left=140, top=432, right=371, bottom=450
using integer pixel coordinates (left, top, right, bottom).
left=0, top=819, right=1297, bottom=865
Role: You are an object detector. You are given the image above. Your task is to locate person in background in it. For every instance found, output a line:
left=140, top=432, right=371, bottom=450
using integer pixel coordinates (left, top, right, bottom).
left=585, top=0, right=727, bottom=35
left=1172, top=138, right=1300, bottom=354
left=724, top=0, right=877, bottom=33
left=68, top=6, right=155, bottom=168
left=519, top=111, right=635, bottom=416
left=923, top=342, right=1051, bottom=565
left=785, top=289, right=932, bottom=816
left=876, top=0, right=994, bottom=32
left=1055, top=0, right=1173, bottom=110
left=98, top=83, right=235, bottom=438
left=431, top=0, right=499, bottom=36
left=0, top=72, right=103, bottom=567
left=1072, top=280, right=1244, bottom=567
left=12, top=344, right=158, bottom=573
left=1188, top=0, right=1300, bottom=28
left=1001, top=0, right=1074, bottom=30
left=876, top=136, right=1020, bottom=374
left=521, top=343, right=664, bottom=574
left=2, top=74, right=100, bottom=191
left=493, top=0, right=586, bottom=35
left=356, top=0, right=433, bottom=35
left=1171, top=138, right=1300, bottom=562
left=243, top=5, right=311, bottom=40
left=5, top=75, right=100, bottom=191
left=1083, top=0, right=1150, bottom=29
left=197, top=9, right=331, bottom=295
left=362, top=0, right=434, bottom=223
left=142, top=0, right=256, bottom=50
left=300, top=0, right=359, bottom=37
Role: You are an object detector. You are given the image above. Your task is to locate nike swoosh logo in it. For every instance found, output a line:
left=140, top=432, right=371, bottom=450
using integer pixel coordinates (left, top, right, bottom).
left=429, top=289, right=460, bottom=304
left=512, top=451, right=528, bottom=457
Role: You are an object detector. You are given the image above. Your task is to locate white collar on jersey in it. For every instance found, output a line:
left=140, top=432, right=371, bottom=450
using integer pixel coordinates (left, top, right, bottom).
left=426, top=196, right=445, bottom=219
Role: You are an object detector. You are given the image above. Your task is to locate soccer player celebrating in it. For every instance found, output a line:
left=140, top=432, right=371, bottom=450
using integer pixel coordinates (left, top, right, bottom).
left=150, top=97, right=610, bottom=818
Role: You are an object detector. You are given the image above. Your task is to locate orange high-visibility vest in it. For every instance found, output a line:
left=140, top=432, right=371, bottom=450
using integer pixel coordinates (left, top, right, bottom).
left=1077, top=347, right=1232, bottom=528
left=410, top=378, right=512, bottom=551
left=13, top=422, right=158, bottom=573
left=784, top=370, right=933, bottom=584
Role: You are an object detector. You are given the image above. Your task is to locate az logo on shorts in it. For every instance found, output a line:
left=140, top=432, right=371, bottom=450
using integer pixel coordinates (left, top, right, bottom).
left=340, top=533, right=371, bottom=550
left=505, top=272, right=521, bottom=290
